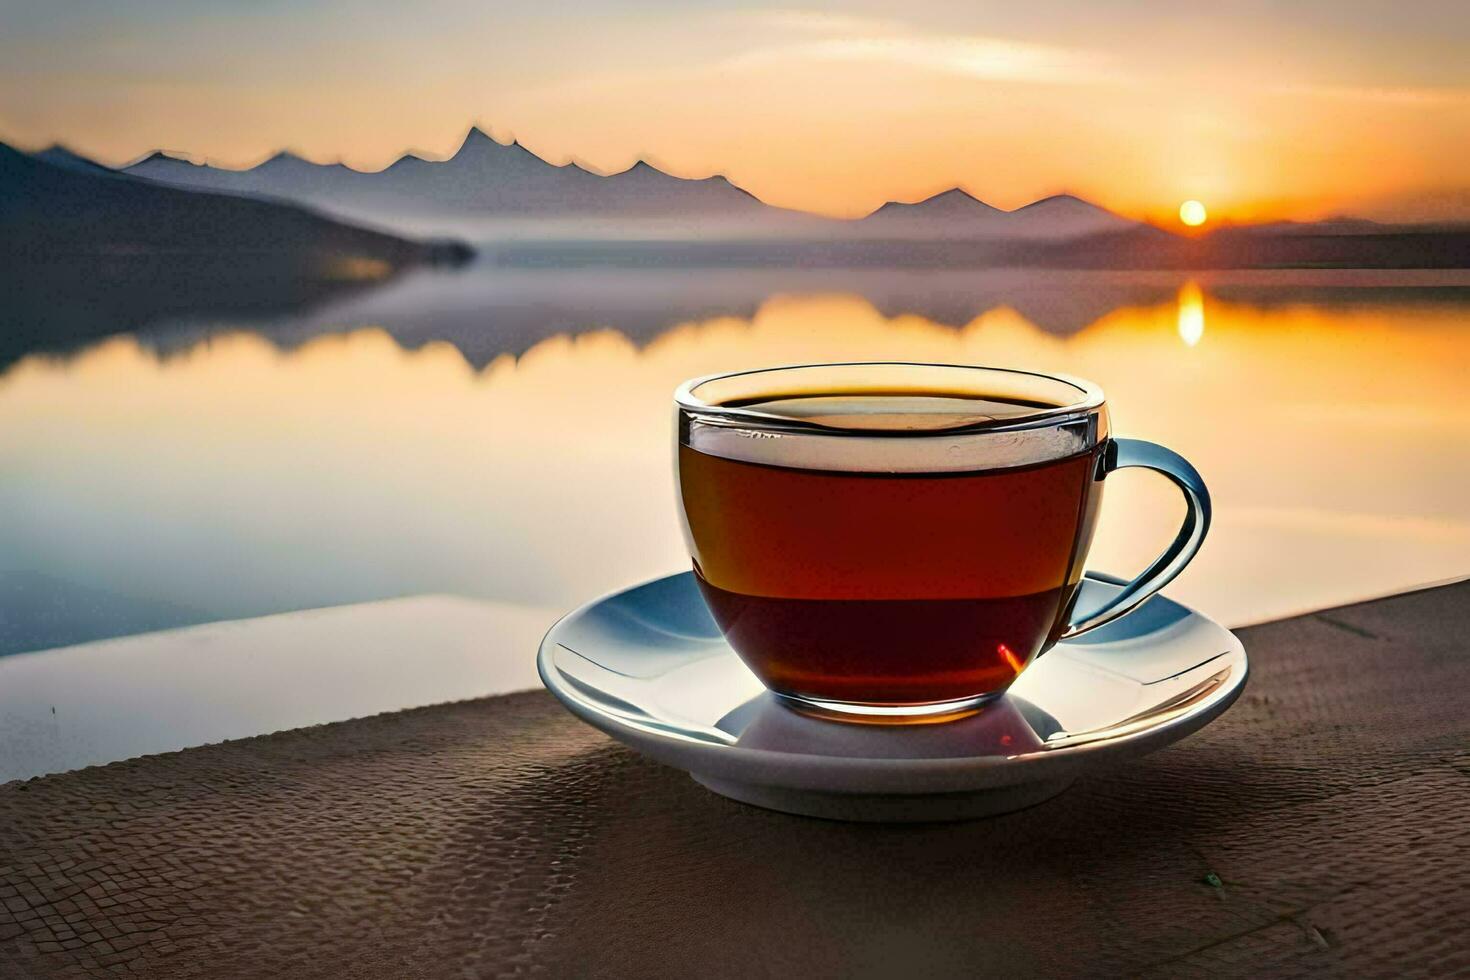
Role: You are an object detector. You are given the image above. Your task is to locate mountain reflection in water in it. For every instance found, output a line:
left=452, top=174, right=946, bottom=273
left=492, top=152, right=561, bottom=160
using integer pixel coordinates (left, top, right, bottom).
left=1, top=266, right=1467, bottom=656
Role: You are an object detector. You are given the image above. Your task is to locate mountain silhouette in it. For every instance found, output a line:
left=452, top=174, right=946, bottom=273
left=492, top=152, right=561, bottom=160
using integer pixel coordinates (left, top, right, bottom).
left=122, top=126, right=1142, bottom=240
left=3, top=141, right=465, bottom=265
left=42, top=134, right=1470, bottom=264
left=124, top=127, right=813, bottom=235
left=853, top=189, right=1133, bottom=239
left=856, top=189, right=1006, bottom=238
left=1005, top=194, right=1137, bottom=239
left=32, top=144, right=116, bottom=176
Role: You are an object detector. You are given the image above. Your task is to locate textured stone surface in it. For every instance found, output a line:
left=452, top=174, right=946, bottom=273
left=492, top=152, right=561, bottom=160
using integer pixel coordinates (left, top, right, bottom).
left=1, top=581, right=1467, bottom=978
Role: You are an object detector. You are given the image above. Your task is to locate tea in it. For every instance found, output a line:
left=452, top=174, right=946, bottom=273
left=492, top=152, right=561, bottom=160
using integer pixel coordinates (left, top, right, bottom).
left=678, top=391, right=1106, bottom=707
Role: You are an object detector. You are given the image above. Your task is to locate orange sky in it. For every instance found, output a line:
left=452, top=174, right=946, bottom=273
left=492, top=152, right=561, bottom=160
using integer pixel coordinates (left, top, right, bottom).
left=2, top=3, right=1467, bottom=222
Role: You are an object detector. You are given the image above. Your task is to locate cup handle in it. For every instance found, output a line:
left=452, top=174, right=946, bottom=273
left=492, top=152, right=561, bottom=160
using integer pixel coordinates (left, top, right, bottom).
left=1060, top=438, right=1211, bottom=639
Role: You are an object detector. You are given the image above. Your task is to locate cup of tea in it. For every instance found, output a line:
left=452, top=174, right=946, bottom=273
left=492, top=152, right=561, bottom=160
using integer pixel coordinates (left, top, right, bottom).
left=675, top=362, right=1210, bottom=722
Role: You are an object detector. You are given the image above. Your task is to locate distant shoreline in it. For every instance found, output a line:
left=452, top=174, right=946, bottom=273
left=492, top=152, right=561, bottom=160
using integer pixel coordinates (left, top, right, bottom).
left=472, top=230, right=1470, bottom=270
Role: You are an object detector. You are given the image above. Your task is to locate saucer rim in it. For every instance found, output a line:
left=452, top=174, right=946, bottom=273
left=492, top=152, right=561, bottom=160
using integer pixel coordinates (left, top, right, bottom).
left=538, top=571, right=1248, bottom=796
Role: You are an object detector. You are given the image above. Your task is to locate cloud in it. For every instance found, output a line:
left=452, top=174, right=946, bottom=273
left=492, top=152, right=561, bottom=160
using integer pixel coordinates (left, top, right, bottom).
left=1275, top=82, right=1470, bottom=106
left=738, top=9, right=908, bottom=37
left=726, top=31, right=1121, bottom=86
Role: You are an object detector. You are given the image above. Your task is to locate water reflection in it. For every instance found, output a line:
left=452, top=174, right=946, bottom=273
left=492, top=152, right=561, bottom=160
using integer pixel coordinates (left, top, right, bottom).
left=1176, top=281, right=1205, bottom=347
left=95, top=266, right=1200, bottom=369
left=1, top=270, right=1468, bottom=660
left=11, top=262, right=1469, bottom=373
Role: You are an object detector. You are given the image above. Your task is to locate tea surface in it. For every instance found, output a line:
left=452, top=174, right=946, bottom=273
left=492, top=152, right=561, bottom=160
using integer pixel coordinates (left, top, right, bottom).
left=721, top=390, right=1061, bottom=432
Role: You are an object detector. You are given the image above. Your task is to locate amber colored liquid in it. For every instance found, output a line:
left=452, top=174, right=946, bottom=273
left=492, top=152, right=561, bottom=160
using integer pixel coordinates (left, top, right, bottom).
left=678, top=438, right=1104, bottom=706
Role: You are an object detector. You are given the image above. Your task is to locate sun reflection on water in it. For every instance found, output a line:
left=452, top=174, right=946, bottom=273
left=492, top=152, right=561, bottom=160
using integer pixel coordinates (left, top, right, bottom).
left=1177, top=281, right=1205, bottom=347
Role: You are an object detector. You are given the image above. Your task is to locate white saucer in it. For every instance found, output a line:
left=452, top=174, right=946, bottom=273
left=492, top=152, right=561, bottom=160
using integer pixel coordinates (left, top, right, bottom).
left=538, top=572, right=1247, bottom=822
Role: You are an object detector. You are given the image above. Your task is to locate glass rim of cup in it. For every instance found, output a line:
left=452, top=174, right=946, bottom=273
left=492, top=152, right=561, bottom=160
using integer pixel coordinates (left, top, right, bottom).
left=675, top=361, right=1107, bottom=439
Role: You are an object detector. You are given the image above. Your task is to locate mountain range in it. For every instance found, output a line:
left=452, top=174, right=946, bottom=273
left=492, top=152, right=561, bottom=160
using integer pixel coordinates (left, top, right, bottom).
left=859, top=188, right=1134, bottom=240
left=120, top=127, right=1135, bottom=241
left=0, top=141, right=465, bottom=267
left=12, top=131, right=1468, bottom=269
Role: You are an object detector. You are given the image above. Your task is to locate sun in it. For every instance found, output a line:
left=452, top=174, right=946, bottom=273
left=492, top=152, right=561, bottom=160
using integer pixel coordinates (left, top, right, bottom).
left=1179, top=200, right=1208, bottom=227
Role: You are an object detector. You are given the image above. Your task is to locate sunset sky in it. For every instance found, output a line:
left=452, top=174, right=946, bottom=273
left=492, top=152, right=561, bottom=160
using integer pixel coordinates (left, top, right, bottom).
left=2, top=1, right=1466, bottom=222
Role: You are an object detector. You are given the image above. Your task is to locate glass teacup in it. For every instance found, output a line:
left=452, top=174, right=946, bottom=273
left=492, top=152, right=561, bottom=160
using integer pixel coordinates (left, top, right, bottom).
left=675, top=362, right=1210, bottom=722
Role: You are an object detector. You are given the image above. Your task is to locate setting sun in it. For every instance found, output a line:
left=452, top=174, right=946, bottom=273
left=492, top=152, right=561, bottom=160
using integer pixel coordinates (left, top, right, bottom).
left=1180, top=200, right=1208, bottom=227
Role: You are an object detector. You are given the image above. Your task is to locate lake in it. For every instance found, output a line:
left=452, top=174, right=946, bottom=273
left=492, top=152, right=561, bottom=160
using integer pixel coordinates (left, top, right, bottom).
left=1, top=263, right=1467, bottom=775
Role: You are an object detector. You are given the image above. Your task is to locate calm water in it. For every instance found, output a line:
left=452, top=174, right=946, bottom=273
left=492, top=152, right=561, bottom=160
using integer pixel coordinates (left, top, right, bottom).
left=2, top=265, right=1468, bottom=658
